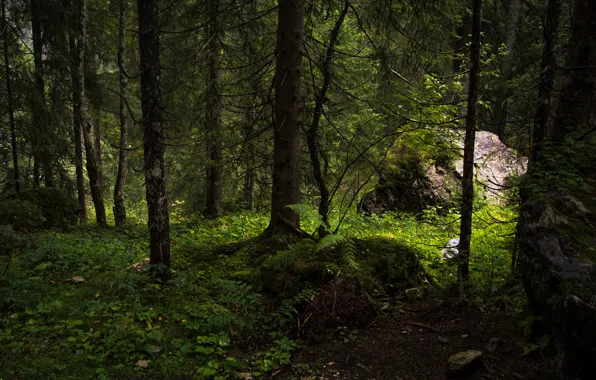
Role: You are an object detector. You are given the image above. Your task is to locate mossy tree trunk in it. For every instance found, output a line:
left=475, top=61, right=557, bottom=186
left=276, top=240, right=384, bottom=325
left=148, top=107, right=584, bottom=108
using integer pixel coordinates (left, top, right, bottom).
left=3, top=0, right=19, bottom=192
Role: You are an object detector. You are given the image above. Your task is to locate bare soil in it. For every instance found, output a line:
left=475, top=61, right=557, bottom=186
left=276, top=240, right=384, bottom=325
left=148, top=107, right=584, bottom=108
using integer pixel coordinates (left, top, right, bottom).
left=269, top=295, right=556, bottom=380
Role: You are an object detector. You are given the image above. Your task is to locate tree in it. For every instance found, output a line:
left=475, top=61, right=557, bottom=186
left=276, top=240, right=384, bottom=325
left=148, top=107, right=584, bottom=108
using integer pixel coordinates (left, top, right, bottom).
left=266, top=0, right=305, bottom=235
left=305, top=0, right=349, bottom=236
left=551, top=0, right=596, bottom=142
left=205, top=0, right=223, bottom=218
left=71, top=0, right=106, bottom=225
left=30, top=0, right=53, bottom=188
left=114, top=0, right=128, bottom=226
left=138, top=0, right=171, bottom=274
left=491, top=0, right=521, bottom=142
left=531, top=0, right=561, bottom=163
left=458, top=0, right=483, bottom=283
left=3, top=0, right=19, bottom=192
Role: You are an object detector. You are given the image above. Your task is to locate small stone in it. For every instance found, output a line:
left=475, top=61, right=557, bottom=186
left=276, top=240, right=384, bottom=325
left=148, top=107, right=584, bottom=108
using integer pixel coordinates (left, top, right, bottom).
left=75, top=349, right=84, bottom=355
left=136, top=359, right=151, bottom=369
left=437, top=336, right=449, bottom=344
left=485, top=338, right=501, bottom=353
left=380, top=303, right=391, bottom=312
left=445, top=350, right=483, bottom=378
left=461, top=334, right=468, bottom=339
left=68, top=276, right=85, bottom=282
left=232, top=372, right=253, bottom=379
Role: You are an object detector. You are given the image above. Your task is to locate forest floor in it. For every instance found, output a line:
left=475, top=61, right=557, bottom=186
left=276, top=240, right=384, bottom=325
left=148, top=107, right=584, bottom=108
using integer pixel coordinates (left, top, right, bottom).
left=270, top=295, right=556, bottom=380
left=1, top=208, right=556, bottom=379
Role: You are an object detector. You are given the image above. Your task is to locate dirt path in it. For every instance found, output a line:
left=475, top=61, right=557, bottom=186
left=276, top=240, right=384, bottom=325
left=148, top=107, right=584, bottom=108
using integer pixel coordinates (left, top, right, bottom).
left=272, top=297, right=555, bottom=380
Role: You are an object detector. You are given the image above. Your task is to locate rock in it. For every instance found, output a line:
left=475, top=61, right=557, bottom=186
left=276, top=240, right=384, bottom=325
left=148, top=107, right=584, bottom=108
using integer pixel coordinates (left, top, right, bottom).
left=461, top=334, right=468, bottom=339
left=359, top=131, right=527, bottom=215
left=484, top=338, right=500, bottom=353
left=380, top=303, right=391, bottom=312
left=68, top=276, right=85, bottom=282
left=232, top=372, right=253, bottom=380
left=437, top=336, right=449, bottom=344
left=519, top=195, right=596, bottom=380
left=129, top=258, right=150, bottom=273
left=441, top=238, right=460, bottom=259
left=405, top=287, right=425, bottom=300
left=136, top=359, right=150, bottom=369
left=445, top=350, right=483, bottom=378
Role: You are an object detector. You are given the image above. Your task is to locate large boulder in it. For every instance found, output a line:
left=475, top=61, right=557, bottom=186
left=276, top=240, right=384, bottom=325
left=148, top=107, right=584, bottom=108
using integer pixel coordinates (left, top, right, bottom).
left=519, top=194, right=596, bottom=379
left=359, top=131, right=527, bottom=215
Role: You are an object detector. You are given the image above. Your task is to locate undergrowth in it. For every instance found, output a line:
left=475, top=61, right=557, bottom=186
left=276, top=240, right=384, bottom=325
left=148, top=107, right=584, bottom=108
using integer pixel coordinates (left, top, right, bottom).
left=0, top=203, right=517, bottom=379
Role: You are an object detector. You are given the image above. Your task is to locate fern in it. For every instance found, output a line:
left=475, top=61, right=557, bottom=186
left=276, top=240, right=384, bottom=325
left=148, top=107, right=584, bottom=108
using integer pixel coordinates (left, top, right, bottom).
left=315, top=233, right=346, bottom=251
left=338, top=238, right=360, bottom=270
left=269, top=288, right=317, bottom=328
left=212, top=278, right=261, bottom=313
left=267, top=240, right=315, bottom=269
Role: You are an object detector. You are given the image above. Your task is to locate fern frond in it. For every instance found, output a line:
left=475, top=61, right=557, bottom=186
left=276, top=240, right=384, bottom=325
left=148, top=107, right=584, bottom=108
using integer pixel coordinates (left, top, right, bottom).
left=339, top=238, right=360, bottom=270
left=316, top=233, right=346, bottom=252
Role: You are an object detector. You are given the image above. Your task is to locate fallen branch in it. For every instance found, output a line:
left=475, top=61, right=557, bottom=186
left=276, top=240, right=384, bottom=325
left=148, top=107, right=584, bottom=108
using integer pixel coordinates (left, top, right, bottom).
left=404, top=321, right=443, bottom=334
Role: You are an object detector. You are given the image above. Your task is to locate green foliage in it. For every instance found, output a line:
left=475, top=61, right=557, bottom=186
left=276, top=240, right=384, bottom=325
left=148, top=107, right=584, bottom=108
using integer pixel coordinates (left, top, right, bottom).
left=8, top=188, right=79, bottom=229
left=0, top=199, right=44, bottom=231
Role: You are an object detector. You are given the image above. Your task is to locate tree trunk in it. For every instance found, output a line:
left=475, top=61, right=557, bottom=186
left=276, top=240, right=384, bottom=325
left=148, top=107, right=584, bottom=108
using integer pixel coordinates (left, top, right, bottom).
left=551, top=0, right=596, bottom=142
left=3, top=0, right=19, bottom=192
left=266, top=0, right=305, bottom=235
left=458, top=0, right=483, bottom=283
left=243, top=136, right=255, bottom=211
left=82, top=121, right=107, bottom=225
left=74, top=0, right=106, bottom=225
left=306, top=0, right=349, bottom=237
left=531, top=0, right=561, bottom=164
left=114, top=0, right=128, bottom=226
left=491, top=0, right=521, bottom=141
left=205, top=0, right=224, bottom=218
left=70, top=33, right=87, bottom=222
left=138, top=0, right=171, bottom=274
left=31, top=0, right=53, bottom=188
left=92, top=119, right=105, bottom=193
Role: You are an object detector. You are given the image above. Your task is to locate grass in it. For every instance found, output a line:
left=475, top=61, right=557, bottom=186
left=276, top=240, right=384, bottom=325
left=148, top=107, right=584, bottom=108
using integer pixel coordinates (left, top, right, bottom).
left=0, top=204, right=517, bottom=379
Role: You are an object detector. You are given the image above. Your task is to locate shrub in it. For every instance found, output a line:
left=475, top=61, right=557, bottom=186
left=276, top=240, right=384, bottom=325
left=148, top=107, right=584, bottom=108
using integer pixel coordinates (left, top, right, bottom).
left=8, top=188, right=79, bottom=229
left=0, top=200, right=44, bottom=232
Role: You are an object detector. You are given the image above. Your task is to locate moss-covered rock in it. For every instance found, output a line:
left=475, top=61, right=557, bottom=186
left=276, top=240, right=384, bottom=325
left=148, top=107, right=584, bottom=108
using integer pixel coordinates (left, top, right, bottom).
left=0, top=199, right=45, bottom=232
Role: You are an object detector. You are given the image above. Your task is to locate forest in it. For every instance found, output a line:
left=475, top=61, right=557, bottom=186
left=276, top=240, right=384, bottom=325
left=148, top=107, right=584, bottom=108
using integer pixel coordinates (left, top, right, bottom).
left=0, top=0, right=595, bottom=379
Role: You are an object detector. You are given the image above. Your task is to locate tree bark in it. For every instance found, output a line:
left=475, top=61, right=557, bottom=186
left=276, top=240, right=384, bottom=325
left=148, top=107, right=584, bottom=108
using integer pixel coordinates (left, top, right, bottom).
left=205, top=0, right=224, bottom=218
left=266, top=0, right=305, bottom=235
left=458, top=0, right=483, bottom=283
left=70, top=33, right=87, bottom=222
left=114, top=0, right=128, bottom=226
left=551, top=0, right=596, bottom=142
left=74, top=0, right=106, bottom=225
left=138, top=0, right=171, bottom=273
left=531, top=0, right=561, bottom=164
left=30, top=0, right=53, bottom=187
left=491, top=0, right=521, bottom=141
left=3, top=0, right=19, bottom=192
left=306, top=0, right=349, bottom=237
left=92, top=119, right=105, bottom=193
left=83, top=121, right=107, bottom=225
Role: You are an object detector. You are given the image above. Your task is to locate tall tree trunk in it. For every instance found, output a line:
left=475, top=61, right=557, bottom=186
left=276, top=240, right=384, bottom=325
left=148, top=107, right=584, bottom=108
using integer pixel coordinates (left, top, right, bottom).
left=114, top=0, right=128, bottom=226
left=83, top=121, right=107, bottom=225
left=74, top=0, right=106, bottom=225
left=306, top=0, right=349, bottom=237
left=491, top=0, right=521, bottom=141
left=3, top=0, right=19, bottom=192
left=70, top=34, right=87, bottom=222
left=531, top=0, right=561, bottom=164
left=551, top=0, right=596, bottom=142
left=31, top=0, right=53, bottom=187
left=205, top=0, right=223, bottom=218
left=266, top=0, right=305, bottom=235
left=458, top=0, right=483, bottom=283
left=138, top=0, right=171, bottom=274
left=243, top=143, right=255, bottom=211
left=92, top=119, right=105, bottom=192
